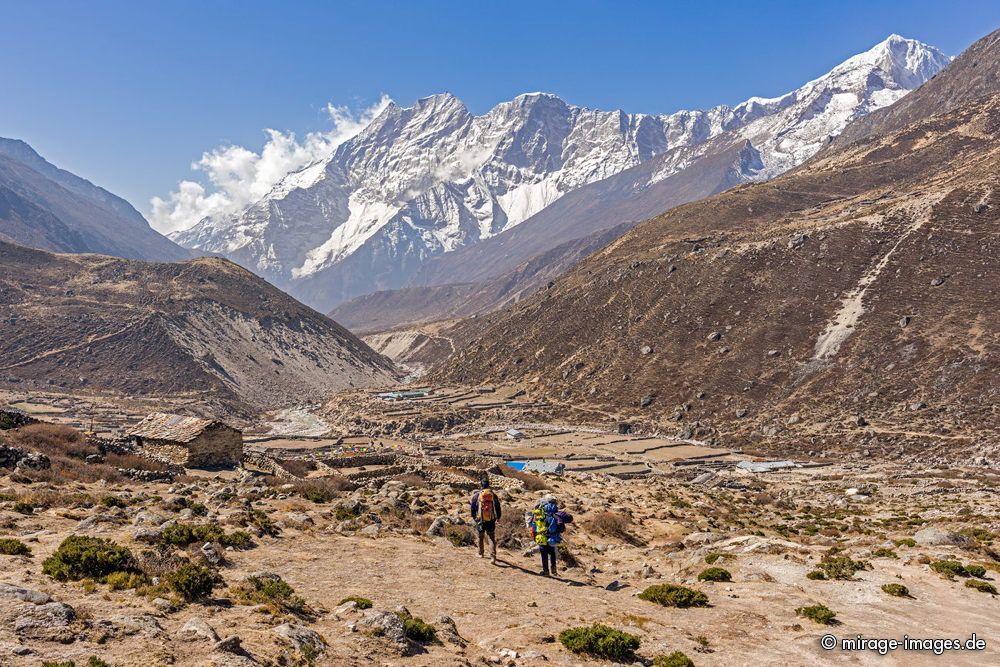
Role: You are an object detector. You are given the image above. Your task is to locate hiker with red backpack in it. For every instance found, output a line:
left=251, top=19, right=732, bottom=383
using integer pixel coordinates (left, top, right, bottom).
left=471, top=477, right=502, bottom=563
left=528, top=495, right=573, bottom=577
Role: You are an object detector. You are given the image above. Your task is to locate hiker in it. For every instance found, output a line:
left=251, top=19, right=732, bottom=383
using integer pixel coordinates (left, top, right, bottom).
left=528, top=495, right=572, bottom=577
left=470, top=477, right=502, bottom=563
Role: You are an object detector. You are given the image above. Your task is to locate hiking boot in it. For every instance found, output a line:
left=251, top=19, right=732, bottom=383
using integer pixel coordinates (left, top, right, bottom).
left=491, top=557, right=497, bottom=565
left=540, top=569, right=550, bottom=577
left=551, top=567, right=559, bottom=577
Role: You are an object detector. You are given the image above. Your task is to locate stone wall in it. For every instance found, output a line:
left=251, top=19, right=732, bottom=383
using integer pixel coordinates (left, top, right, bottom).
left=135, top=425, right=242, bottom=468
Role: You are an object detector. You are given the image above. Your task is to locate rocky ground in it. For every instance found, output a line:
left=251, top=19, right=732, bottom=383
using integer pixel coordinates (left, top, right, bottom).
left=1, top=422, right=998, bottom=666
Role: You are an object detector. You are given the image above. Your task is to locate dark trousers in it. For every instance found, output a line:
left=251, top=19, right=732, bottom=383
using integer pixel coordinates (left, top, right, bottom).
left=478, top=520, right=497, bottom=559
left=540, top=544, right=557, bottom=574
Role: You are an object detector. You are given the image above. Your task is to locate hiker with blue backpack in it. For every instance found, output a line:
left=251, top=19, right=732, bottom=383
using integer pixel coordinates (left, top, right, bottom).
left=471, top=477, right=502, bottom=564
left=528, top=495, right=573, bottom=577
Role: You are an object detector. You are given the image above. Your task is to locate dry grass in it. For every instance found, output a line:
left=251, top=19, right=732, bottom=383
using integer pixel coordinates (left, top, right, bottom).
left=2, top=423, right=167, bottom=485
left=499, top=465, right=550, bottom=492
left=586, top=511, right=644, bottom=546
left=277, top=459, right=317, bottom=478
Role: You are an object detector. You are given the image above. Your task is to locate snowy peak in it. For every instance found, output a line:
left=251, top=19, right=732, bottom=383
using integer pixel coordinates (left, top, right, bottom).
left=850, top=34, right=951, bottom=88
left=172, top=34, right=950, bottom=311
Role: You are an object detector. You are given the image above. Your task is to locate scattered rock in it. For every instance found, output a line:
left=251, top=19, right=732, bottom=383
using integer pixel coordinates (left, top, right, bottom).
left=356, top=610, right=406, bottom=647
left=14, top=602, right=76, bottom=642
left=178, top=617, right=221, bottom=643
left=0, top=583, right=51, bottom=605
left=273, top=623, right=327, bottom=654
left=914, top=527, right=973, bottom=548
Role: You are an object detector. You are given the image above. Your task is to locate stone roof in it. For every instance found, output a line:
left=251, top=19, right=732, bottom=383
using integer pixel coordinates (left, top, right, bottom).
left=128, top=412, right=232, bottom=443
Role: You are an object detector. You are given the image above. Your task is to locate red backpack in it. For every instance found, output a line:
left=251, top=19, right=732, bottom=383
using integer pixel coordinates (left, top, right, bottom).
left=478, top=489, right=496, bottom=522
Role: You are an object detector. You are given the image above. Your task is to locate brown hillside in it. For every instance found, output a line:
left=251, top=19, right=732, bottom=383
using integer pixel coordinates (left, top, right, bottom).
left=434, top=93, right=1000, bottom=461
left=0, top=242, right=397, bottom=414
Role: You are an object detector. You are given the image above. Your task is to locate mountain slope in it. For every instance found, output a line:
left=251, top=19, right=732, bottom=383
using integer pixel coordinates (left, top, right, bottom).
left=329, top=222, right=632, bottom=333
left=0, top=241, right=397, bottom=414
left=0, top=139, right=190, bottom=261
left=434, top=62, right=1000, bottom=458
left=173, top=36, right=949, bottom=312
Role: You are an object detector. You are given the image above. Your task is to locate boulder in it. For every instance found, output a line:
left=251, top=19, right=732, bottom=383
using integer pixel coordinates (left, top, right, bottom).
left=914, top=527, right=973, bottom=548
left=178, top=617, right=220, bottom=643
left=273, top=623, right=326, bottom=654
left=0, top=583, right=51, bottom=605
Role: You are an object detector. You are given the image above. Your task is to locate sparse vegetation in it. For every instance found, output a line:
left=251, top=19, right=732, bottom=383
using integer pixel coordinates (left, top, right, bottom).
left=233, top=574, right=308, bottom=615
left=964, top=579, right=997, bottom=594
left=499, top=465, right=549, bottom=491
left=704, top=552, right=732, bottom=565
left=13, top=501, right=34, bottom=514
left=42, top=535, right=139, bottom=582
left=444, top=523, right=474, bottom=547
left=165, top=563, right=217, bottom=602
left=396, top=609, right=436, bottom=642
left=339, top=595, right=373, bottom=609
left=881, top=583, right=910, bottom=598
left=795, top=604, right=837, bottom=625
left=106, top=571, right=147, bottom=591
left=587, top=511, right=642, bottom=545
left=872, top=547, right=897, bottom=559
left=0, top=537, right=31, bottom=556
left=814, top=551, right=867, bottom=580
left=806, top=570, right=826, bottom=580
left=697, top=567, right=731, bottom=582
left=639, top=584, right=709, bottom=608
left=159, top=522, right=253, bottom=549
left=930, top=560, right=969, bottom=579
left=894, top=538, right=916, bottom=547
left=100, top=495, right=127, bottom=508
left=559, top=624, right=640, bottom=662
left=654, top=652, right=695, bottom=667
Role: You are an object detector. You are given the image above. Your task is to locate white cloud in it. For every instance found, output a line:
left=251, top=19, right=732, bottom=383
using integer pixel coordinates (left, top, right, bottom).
left=150, top=95, right=392, bottom=235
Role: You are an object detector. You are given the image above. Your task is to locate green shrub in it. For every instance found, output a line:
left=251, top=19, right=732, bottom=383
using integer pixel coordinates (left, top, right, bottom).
left=558, top=624, right=640, bottom=662
left=966, top=564, right=987, bottom=578
left=816, top=553, right=867, bottom=580
left=806, top=570, right=826, bottom=581
left=396, top=610, right=436, bottom=642
left=42, top=536, right=138, bottom=582
left=654, top=652, right=695, bottom=667
left=13, top=501, right=34, bottom=514
left=881, top=583, right=910, bottom=598
left=958, top=527, right=995, bottom=544
left=339, top=595, right=373, bottom=609
left=639, top=584, right=709, bottom=608
left=106, top=571, right=147, bottom=591
left=165, top=563, right=216, bottom=602
left=444, top=524, right=473, bottom=547
left=930, top=560, right=969, bottom=579
left=100, top=496, right=126, bottom=508
left=189, top=503, right=209, bottom=517
left=0, top=537, right=31, bottom=556
left=333, top=505, right=359, bottom=521
left=43, top=655, right=110, bottom=667
left=965, top=579, right=997, bottom=594
left=219, top=530, right=253, bottom=549
left=872, top=547, right=897, bottom=559
left=233, top=574, right=308, bottom=614
left=159, top=523, right=253, bottom=550
left=704, top=552, right=723, bottom=565
left=894, top=538, right=916, bottom=547
left=249, top=509, right=280, bottom=536
left=795, top=604, right=837, bottom=625
left=697, top=567, right=731, bottom=582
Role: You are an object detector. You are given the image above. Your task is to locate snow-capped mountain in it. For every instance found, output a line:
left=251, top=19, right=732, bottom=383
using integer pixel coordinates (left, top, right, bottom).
left=172, top=35, right=950, bottom=311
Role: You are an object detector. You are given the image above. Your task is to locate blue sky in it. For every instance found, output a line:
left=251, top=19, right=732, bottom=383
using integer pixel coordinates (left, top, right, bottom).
left=1, top=0, right=998, bottom=227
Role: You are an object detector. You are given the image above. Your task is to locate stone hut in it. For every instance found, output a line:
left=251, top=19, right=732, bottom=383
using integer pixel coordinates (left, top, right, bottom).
left=127, top=412, right=242, bottom=468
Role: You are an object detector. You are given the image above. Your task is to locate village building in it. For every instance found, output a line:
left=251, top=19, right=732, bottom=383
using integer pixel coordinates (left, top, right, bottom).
left=127, top=412, right=243, bottom=468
